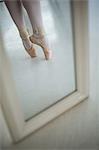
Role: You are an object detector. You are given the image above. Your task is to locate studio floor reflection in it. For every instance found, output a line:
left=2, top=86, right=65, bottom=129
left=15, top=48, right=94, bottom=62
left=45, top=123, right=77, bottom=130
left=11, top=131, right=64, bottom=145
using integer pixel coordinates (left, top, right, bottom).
left=0, top=0, right=76, bottom=120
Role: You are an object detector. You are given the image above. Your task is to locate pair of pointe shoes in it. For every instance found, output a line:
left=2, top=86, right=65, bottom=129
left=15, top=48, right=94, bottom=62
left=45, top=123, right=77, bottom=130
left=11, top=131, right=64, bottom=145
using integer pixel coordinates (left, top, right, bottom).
left=20, top=30, right=52, bottom=60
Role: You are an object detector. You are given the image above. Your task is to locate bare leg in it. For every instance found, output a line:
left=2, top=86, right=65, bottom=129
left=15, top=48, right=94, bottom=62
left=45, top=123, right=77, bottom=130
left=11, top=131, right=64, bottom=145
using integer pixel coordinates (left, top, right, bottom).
left=4, top=0, right=36, bottom=57
left=22, top=0, right=52, bottom=59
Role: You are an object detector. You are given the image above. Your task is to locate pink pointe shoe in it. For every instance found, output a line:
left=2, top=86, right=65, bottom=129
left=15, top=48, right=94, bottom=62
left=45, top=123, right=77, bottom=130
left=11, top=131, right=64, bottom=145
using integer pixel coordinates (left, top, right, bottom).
left=30, top=32, right=52, bottom=60
left=19, top=30, right=37, bottom=58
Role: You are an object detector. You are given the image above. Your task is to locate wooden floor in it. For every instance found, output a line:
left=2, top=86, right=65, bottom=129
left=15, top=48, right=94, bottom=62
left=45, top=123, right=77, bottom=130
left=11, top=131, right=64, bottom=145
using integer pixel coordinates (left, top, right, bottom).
left=2, top=0, right=99, bottom=149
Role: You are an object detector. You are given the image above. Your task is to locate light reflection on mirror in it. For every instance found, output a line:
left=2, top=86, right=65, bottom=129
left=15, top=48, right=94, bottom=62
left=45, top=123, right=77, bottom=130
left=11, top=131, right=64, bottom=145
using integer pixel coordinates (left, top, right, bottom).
left=0, top=0, right=76, bottom=121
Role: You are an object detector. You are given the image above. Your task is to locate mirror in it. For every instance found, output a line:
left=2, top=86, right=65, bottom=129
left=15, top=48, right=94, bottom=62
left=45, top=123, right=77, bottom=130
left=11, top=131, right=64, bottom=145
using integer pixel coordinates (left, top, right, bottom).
left=0, top=0, right=76, bottom=121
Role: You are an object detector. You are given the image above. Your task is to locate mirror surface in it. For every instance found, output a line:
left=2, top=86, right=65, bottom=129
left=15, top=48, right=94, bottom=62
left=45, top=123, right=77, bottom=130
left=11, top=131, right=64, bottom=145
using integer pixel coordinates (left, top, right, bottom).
left=0, top=0, right=76, bottom=121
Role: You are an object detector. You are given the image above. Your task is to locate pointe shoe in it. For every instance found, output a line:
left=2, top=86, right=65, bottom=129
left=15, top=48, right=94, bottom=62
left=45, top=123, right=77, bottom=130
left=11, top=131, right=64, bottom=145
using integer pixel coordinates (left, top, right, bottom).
left=30, top=33, right=52, bottom=60
left=19, top=30, right=37, bottom=58
left=22, top=39, right=37, bottom=58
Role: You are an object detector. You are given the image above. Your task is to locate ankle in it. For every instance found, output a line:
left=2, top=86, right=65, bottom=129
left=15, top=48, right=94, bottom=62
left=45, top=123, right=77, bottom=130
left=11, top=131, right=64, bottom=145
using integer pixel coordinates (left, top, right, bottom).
left=19, top=29, right=29, bottom=40
left=33, top=27, right=45, bottom=38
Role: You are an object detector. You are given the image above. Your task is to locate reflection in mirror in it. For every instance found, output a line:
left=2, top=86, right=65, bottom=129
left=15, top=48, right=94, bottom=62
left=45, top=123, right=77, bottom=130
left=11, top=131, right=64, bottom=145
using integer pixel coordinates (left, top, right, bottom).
left=0, top=0, right=76, bottom=121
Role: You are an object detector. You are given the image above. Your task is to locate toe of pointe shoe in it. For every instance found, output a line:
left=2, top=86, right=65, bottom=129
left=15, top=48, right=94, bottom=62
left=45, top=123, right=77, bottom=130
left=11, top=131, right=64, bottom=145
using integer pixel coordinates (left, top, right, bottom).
left=44, top=50, right=52, bottom=60
left=26, top=46, right=37, bottom=58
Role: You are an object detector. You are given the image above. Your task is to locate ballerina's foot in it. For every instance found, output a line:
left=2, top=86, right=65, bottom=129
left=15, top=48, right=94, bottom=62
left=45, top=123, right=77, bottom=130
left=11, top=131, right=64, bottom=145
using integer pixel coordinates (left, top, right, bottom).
left=25, top=44, right=37, bottom=58
left=19, top=29, right=37, bottom=58
left=43, top=49, right=52, bottom=60
left=30, top=34, right=52, bottom=60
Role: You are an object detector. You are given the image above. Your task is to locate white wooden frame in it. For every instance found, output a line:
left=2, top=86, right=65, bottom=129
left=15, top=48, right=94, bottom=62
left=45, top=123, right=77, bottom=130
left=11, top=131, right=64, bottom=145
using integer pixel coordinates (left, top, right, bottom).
left=0, top=1, right=89, bottom=143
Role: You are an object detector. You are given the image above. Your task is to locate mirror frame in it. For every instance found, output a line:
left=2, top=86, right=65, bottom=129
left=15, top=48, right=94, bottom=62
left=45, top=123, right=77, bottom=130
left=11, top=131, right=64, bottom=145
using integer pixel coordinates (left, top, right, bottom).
left=0, top=0, right=89, bottom=143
